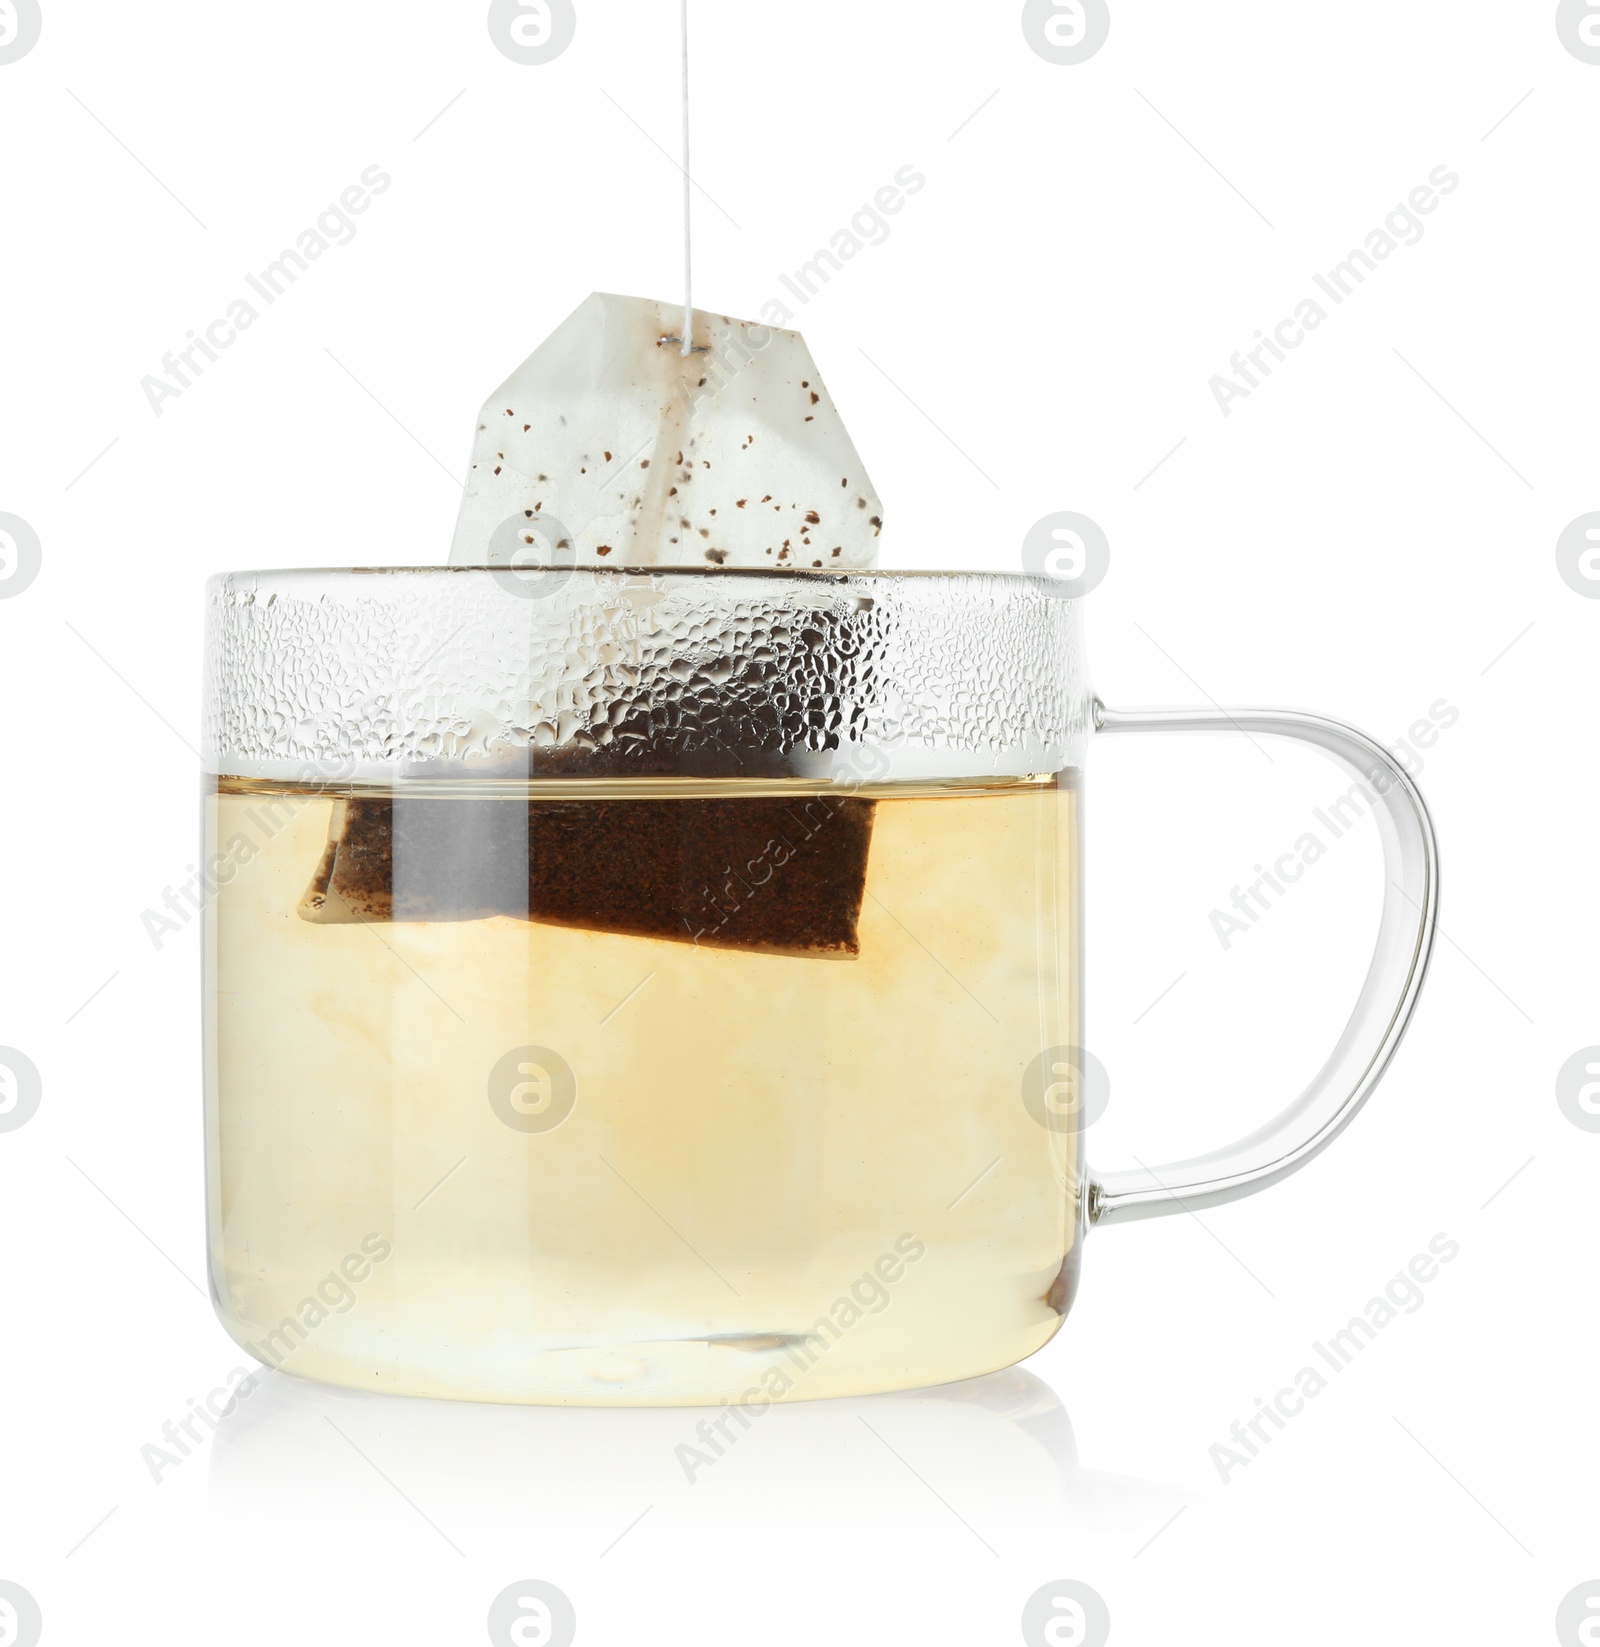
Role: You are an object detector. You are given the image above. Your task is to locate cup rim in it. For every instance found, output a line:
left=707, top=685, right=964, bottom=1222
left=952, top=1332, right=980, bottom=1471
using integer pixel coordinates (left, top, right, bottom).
left=209, top=564, right=1045, bottom=585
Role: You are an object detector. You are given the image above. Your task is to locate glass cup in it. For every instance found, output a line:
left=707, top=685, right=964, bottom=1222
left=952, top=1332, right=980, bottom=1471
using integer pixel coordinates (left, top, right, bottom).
left=202, top=566, right=1437, bottom=1406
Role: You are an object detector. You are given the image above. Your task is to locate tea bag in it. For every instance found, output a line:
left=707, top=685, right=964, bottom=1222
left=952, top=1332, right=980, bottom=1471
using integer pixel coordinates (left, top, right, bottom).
left=449, top=292, right=883, bottom=570
left=302, top=295, right=883, bottom=955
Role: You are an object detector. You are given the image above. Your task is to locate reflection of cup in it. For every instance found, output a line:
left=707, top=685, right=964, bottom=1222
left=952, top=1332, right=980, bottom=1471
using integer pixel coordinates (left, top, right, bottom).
left=207, top=1362, right=1182, bottom=1554
left=202, top=566, right=1437, bottom=1405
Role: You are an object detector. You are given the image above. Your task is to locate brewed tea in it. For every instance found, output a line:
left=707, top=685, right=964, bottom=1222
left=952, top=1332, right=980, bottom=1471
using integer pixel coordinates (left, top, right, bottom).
left=204, top=775, right=1082, bottom=1405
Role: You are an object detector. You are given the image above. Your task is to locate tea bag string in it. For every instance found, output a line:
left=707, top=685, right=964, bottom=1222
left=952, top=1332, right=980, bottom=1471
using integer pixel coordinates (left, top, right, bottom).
left=680, top=0, right=693, bottom=357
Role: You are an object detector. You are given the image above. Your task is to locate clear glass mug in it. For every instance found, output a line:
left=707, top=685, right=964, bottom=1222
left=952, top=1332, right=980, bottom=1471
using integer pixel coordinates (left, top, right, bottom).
left=202, top=566, right=1438, bottom=1406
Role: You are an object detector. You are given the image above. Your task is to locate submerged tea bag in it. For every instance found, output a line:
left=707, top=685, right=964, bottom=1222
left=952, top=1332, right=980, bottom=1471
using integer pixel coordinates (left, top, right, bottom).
left=301, top=294, right=884, bottom=955
left=449, top=292, right=883, bottom=571
left=301, top=796, right=875, bottom=956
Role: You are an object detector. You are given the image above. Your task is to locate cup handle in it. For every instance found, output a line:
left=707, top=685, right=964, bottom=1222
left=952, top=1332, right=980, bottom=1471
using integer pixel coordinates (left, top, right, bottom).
left=1087, top=703, right=1441, bottom=1228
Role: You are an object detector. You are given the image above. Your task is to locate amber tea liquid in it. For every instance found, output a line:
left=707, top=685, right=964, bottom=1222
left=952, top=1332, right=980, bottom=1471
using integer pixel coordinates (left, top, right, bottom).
left=203, top=775, right=1083, bottom=1405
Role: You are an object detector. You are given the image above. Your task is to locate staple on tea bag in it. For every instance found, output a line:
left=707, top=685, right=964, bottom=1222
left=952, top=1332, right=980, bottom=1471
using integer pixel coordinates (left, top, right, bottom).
left=449, top=293, right=883, bottom=571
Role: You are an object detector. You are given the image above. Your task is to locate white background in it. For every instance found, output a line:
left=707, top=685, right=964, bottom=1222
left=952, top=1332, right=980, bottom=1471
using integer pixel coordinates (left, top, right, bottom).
left=2, top=1, right=1596, bottom=1642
